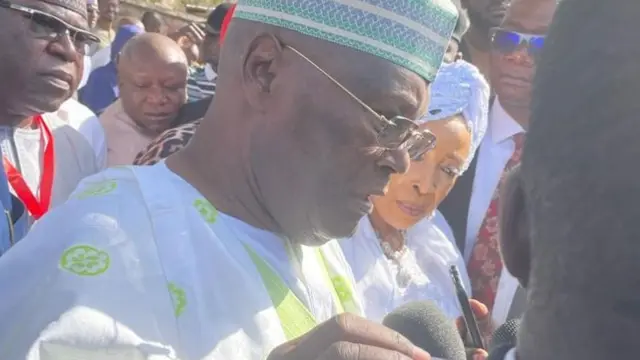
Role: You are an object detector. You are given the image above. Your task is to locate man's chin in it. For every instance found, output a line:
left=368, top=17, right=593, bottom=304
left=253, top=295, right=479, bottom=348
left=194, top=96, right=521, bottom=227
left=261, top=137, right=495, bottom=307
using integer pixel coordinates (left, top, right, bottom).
left=10, top=94, right=69, bottom=121
left=292, top=224, right=359, bottom=247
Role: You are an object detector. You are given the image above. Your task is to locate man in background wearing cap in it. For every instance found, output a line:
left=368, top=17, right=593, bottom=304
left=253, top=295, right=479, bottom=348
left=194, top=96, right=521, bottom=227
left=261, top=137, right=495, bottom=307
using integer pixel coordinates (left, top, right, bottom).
left=186, top=3, right=232, bottom=102
left=0, top=1, right=458, bottom=359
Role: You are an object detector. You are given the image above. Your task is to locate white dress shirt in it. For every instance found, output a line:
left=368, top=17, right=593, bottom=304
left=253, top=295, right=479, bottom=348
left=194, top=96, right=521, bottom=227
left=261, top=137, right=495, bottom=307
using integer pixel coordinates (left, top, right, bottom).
left=465, top=97, right=524, bottom=326
left=57, top=98, right=107, bottom=170
left=504, top=348, right=517, bottom=360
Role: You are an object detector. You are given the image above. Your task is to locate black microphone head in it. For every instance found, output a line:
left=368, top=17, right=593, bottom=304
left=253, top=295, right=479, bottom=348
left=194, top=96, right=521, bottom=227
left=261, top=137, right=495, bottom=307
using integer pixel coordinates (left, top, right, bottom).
left=489, top=318, right=520, bottom=352
left=383, top=301, right=466, bottom=360
left=486, top=318, right=520, bottom=360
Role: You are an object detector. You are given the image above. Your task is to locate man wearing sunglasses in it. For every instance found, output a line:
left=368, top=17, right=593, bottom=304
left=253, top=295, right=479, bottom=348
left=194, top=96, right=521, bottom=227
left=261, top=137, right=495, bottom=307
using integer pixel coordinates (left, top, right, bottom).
left=440, top=0, right=559, bottom=330
left=0, top=0, right=460, bottom=359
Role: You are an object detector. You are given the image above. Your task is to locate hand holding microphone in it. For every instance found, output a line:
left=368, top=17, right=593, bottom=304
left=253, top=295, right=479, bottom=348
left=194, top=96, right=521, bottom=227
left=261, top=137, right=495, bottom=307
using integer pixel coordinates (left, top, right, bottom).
left=267, top=313, right=433, bottom=360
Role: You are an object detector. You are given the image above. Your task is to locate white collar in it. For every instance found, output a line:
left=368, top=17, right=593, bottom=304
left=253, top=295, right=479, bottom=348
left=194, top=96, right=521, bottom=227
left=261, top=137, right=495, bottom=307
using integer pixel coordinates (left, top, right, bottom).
left=489, top=97, right=525, bottom=144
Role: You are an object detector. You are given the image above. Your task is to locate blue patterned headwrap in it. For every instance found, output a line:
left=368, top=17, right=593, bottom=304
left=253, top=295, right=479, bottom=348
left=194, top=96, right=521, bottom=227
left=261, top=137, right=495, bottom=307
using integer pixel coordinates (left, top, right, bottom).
left=419, top=60, right=490, bottom=173
left=233, top=0, right=459, bottom=82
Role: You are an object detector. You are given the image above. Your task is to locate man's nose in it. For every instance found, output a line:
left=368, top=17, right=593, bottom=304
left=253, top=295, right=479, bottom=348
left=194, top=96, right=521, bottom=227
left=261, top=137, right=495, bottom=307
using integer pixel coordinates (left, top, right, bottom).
left=145, top=86, right=168, bottom=104
left=48, top=32, right=79, bottom=63
left=504, top=45, right=535, bottom=66
left=376, top=148, right=411, bottom=175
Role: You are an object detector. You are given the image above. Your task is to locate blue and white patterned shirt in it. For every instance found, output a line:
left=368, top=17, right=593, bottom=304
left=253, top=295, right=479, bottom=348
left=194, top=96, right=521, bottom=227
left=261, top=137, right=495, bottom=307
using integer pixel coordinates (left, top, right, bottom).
left=187, top=66, right=216, bottom=102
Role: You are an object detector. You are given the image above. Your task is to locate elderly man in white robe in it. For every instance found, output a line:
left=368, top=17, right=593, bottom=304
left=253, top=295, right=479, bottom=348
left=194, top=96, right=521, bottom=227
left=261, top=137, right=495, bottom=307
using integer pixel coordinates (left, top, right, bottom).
left=0, top=0, right=461, bottom=359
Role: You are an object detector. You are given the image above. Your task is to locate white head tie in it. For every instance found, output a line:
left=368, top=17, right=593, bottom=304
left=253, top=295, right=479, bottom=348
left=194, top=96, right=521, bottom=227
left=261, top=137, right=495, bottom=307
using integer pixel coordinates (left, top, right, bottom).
left=419, top=60, right=490, bottom=173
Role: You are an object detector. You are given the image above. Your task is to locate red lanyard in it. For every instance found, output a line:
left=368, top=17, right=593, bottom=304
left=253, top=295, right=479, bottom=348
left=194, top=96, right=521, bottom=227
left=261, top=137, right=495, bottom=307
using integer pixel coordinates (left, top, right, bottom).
left=3, top=115, right=55, bottom=220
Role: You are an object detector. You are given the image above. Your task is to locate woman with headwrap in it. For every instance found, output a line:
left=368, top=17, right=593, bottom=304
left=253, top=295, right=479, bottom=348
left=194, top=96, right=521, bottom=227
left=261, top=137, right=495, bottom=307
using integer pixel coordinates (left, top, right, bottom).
left=340, top=60, right=490, bottom=321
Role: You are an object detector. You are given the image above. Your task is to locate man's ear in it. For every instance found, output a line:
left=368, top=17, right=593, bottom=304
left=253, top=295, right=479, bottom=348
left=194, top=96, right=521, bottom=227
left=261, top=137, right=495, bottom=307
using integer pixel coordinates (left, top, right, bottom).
left=499, top=165, right=531, bottom=288
left=241, top=32, right=284, bottom=111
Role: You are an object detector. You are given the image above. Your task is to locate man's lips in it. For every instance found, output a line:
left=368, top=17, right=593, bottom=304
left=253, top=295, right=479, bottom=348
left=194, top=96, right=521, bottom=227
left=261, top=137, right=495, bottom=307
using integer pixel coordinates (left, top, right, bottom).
left=39, top=70, right=73, bottom=89
left=144, top=112, right=173, bottom=120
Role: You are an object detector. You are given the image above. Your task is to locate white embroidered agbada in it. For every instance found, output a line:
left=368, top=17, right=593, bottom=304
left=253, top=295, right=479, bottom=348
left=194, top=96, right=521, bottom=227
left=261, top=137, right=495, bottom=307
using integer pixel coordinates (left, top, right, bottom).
left=341, top=61, right=490, bottom=322
left=0, top=163, right=361, bottom=359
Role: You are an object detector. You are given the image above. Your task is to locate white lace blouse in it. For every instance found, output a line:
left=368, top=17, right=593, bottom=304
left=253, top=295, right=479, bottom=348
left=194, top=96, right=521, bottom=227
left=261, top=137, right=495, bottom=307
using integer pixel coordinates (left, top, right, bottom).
left=340, top=211, right=471, bottom=322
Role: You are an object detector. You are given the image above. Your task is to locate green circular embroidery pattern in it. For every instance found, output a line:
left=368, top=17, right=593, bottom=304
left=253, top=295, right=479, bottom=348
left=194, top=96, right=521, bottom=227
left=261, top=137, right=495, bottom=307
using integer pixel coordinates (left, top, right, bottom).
left=331, top=276, right=354, bottom=304
left=193, top=198, right=218, bottom=223
left=76, top=180, right=117, bottom=199
left=168, top=282, right=187, bottom=317
left=60, top=245, right=110, bottom=276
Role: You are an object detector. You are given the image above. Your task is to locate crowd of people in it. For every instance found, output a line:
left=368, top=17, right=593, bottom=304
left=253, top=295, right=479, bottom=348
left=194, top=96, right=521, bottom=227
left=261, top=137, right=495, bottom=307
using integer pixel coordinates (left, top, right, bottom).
left=0, top=0, right=634, bottom=358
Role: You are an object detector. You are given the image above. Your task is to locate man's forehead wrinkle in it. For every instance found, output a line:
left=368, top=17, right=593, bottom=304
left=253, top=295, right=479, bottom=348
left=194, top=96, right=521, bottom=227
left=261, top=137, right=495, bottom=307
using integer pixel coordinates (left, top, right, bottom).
left=282, top=33, right=423, bottom=114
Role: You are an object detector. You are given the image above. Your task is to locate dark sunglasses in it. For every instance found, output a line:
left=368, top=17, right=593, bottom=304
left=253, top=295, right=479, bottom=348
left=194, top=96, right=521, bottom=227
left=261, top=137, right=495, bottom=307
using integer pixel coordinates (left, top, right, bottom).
left=0, top=0, right=99, bottom=55
left=491, top=28, right=545, bottom=58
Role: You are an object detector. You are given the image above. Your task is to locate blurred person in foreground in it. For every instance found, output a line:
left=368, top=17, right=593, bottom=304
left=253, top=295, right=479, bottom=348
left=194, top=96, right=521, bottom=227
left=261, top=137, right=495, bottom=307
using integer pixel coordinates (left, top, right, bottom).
left=437, top=0, right=558, bottom=327
left=99, top=33, right=188, bottom=166
left=0, top=0, right=458, bottom=359
left=0, top=0, right=101, bottom=243
left=504, top=0, right=640, bottom=358
left=341, top=60, right=489, bottom=322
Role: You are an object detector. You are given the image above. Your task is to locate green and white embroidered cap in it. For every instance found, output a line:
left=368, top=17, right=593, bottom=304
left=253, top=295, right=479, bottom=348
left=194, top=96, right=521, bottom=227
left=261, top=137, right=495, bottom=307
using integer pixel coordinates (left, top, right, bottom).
left=233, top=0, right=459, bottom=82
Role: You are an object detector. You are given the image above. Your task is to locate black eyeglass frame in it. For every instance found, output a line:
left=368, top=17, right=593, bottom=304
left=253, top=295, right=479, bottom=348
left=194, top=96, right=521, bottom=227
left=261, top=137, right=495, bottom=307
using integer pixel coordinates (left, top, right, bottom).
left=283, top=43, right=437, bottom=161
left=0, top=0, right=100, bottom=54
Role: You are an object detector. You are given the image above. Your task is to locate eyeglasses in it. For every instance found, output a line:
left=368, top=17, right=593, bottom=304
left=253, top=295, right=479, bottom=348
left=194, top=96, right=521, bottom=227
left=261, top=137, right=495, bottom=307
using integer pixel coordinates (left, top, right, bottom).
left=0, top=0, right=99, bottom=55
left=491, top=28, right=545, bottom=58
left=285, top=45, right=436, bottom=161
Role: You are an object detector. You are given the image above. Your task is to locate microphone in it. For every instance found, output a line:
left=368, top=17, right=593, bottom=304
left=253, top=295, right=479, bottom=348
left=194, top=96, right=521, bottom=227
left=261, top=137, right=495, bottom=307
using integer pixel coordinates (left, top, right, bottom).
left=382, top=301, right=466, bottom=360
left=487, top=318, right=520, bottom=360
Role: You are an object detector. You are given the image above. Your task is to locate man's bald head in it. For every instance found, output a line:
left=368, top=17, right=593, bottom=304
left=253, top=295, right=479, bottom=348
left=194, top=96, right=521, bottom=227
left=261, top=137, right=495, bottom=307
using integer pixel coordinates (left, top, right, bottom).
left=117, top=33, right=188, bottom=137
left=519, top=0, right=640, bottom=358
left=119, top=32, right=187, bottom=67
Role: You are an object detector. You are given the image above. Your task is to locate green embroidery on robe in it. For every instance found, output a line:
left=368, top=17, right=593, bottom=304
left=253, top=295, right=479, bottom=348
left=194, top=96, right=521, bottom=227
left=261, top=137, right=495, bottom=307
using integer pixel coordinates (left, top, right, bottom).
left=76, top=180, right=117, bottom=199
left=60, top=245, right=110, bottom=276
left=168, top=282, right=187, bottom=317
left=193, top=198, right=218, bottom=223
left=331, top=276, right=354, bottom=306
